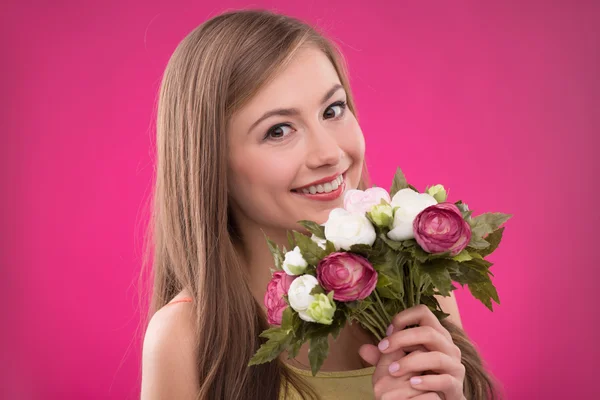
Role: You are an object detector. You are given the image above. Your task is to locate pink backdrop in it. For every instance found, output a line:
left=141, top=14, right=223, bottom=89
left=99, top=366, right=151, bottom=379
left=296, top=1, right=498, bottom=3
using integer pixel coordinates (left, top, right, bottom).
left=2, top=1, right=598, bottom=399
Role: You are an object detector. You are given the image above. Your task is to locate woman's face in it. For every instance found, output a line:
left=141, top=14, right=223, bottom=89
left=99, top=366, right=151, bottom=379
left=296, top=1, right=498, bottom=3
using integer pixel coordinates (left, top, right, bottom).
left=227, top=46, right=365, bottom=231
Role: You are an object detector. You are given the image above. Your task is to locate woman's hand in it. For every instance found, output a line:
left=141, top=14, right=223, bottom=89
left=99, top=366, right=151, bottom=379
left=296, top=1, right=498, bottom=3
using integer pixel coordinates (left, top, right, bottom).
left=359, top=304, right=466, bottom=400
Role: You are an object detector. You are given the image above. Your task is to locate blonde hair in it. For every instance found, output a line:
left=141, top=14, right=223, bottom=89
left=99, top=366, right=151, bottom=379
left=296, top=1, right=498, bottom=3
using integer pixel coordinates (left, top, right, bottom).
left=139, top=9, right=500, bottom=399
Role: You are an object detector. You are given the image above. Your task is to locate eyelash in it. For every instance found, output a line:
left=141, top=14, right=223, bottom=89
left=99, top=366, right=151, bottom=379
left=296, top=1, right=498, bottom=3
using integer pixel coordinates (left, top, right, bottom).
left=262, top=100, right=348, bottom=142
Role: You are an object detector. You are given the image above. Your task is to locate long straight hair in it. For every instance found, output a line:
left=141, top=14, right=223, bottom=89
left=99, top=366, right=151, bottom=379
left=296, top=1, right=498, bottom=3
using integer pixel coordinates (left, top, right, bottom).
left=139, top=9, right=501, bottom=400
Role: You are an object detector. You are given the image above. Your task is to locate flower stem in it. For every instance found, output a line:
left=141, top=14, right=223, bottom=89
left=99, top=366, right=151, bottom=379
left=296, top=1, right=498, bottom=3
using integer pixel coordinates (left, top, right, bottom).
left=406, top=261, right=414, bottom=309
left=374, top=290, right=393, bottom=325
left=415, top=274, right=422, bottom=305
left=360, top=309, right=386, bottom=338
left=356, top=315, right=383, bottom=342
left=368, top=304, right=389, bottom=332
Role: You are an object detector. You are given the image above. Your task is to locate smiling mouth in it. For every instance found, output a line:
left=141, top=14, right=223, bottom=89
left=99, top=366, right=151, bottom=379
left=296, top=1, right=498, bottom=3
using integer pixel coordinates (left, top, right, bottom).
left=291, top=173, right=345, bottom=195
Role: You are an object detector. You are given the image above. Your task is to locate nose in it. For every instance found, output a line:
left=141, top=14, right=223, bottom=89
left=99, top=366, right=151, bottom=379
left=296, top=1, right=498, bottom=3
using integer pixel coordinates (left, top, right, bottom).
left=305, top=123, right=343, bottom=169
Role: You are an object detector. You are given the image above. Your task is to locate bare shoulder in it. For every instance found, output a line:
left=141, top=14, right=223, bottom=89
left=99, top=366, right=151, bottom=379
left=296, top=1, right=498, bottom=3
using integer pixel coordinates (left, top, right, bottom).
left=434, top=290, right=463, bottom=329
left=141, top=295, right=199, bottom=400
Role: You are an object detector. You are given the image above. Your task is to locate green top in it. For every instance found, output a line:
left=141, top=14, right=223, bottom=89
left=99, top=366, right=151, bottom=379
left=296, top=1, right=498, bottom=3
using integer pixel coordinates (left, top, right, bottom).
left=280, top=363, right=376, bottom=399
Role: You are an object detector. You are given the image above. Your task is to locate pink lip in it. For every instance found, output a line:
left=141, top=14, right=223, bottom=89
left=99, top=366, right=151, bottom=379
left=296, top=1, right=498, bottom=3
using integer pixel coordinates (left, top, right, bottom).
left=291, top=178, right=346, bottom=202
left=294, top=171, right=345, bottom=191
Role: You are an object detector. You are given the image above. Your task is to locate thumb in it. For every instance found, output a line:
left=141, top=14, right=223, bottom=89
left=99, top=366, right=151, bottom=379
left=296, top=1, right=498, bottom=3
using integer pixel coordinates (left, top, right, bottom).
left=358, top=344, right=381, bottom=366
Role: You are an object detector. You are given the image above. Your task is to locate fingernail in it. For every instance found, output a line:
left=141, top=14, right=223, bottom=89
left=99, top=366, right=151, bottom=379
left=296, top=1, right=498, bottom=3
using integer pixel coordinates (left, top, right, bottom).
left=378, top=339, right=389, bottom=351
left=388, top=362, right=399, bottom=373
left=386, top=324, right=394, bottom=336
left=410, top=377, right=422, bottom=385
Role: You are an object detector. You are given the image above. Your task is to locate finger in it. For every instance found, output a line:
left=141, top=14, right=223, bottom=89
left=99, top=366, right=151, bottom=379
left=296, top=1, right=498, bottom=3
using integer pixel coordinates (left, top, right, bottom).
left=409, top=374, right=463, bottom=399
left=389, top=304, right=452, bottom=342
left=359, top=343, right=381, bottom=366
left=376, top=376, right=426, bottom=400
left=409, top=393, right=443, bottom=400
left=388, top=351, right=463, bottom=378
left=378, top=326, right=458, bottom=359
left=401, top=344, right=428, bottom=354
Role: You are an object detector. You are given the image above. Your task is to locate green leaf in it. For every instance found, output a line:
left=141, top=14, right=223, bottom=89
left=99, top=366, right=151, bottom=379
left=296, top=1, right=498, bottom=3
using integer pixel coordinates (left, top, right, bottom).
left=428, top=250, right=453, bottom=260
left=469, top=213, right=512, bottom=238
left=331, top=324, right=343, bottom=340
left=286, top=339, right=303, bottom=360
left=452, top=250, right=473, bottom=262
left=410, top=246, right=431, bottom=263
left=298, top=220, right=326, bottom=239
left=472, top=227, right=505, bottom=257
left=467, top=235, right=490, bottom=250
left=287, top=231, right=296, bottom=250
left=349, top=244, right=374, bottom=256
left=402, top=240, right=417, bottom=249
left=377, top=274, right=392, bottom=289
left=380, top=233, right=404, bottom=251
left=467, top=281, right=500, bottom=311
left=390, top=168, right=409, bottom=197
left=281, top=307, right=294, bottom=330
left=265, top=233, right=285, bottom=271
left=419, top=295, right=449, bottom=321
left=372, top=249, right=405, bottom=300
left=450, top=259, right=492, bottom=285
left=325, top=240, right=336, bottom=255
left=308, top=335, right=329, bottom=376
left=417, top=259, right=454, bottom=296
left=249, top=328, right=293, bottom=366
left=454, top=201, right=467, bottom=212
left=293, top=231, right=326, bottom=265
left=454, top=201, right=472, bottom=219
left=310, top=286, right=326, bottom=296
left=259, top=326, right=289, bottom=340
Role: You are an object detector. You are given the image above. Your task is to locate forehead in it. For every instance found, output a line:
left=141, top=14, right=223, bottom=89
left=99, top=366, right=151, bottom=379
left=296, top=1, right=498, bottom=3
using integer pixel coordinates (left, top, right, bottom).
left=230, top=46, right=343, bottom=129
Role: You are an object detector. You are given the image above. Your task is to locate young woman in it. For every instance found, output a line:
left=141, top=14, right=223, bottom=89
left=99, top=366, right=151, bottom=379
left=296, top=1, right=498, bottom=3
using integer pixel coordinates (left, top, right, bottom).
left=140, top=9, right=500, bottom=400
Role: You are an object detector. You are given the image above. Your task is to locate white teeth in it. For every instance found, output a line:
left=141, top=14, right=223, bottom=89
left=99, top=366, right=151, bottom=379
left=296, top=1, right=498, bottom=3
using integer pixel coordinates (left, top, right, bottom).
left=297, top=174, right=344, bottom=195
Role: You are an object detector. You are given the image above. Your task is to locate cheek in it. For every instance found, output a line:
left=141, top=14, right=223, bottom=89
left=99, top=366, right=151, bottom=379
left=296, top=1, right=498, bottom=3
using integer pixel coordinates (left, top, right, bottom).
left=339, top=114, right=365, bottom=157
left=338, top=116, right=366, bottom=179
left=228, top=147, right=298, bottom=211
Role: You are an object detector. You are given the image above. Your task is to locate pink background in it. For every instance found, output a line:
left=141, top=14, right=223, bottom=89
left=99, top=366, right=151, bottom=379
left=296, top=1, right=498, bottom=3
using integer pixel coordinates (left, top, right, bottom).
left=2, top=1, right=598, bottom=399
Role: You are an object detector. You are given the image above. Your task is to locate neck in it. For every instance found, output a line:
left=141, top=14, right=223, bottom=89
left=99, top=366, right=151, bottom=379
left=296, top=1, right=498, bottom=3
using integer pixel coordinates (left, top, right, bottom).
left=232, top=210, right=376, bottom=372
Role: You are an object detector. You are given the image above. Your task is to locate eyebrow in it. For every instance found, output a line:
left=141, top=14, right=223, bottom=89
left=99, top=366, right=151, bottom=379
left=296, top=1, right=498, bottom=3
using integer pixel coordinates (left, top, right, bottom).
left=248, top=83, right=345, bottom=134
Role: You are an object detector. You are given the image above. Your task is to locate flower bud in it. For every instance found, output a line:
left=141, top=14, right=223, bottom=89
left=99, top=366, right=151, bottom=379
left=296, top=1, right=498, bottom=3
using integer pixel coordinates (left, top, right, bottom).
left=303, top=293, right=336, bottom=325
left=425, top=184, right=447, bottom=203
left=282, top=246, right=308, bottom=276
left=368, top=203, right=394, bottom=228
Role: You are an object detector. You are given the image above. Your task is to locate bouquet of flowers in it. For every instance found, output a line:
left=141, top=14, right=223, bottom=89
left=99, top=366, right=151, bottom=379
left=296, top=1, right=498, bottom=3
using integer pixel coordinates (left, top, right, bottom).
left=248, top=168, right=511, bottom=376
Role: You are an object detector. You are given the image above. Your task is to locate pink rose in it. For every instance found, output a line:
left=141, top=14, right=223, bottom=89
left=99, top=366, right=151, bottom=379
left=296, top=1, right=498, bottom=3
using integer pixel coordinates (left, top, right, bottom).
left=343, top=187, right=391, bottom=215
left=316, top=253, right=378, bottom=302
left=413, top=203, right=472, bottom=256
left=264, top=271, right=296, bottom=325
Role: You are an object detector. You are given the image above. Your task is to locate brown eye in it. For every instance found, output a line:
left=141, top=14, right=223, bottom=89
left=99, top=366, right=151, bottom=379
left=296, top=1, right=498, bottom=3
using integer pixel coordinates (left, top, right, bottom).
left=323, top=101, right=347, bottom=119
left=265, top=124, right=293, bottom=140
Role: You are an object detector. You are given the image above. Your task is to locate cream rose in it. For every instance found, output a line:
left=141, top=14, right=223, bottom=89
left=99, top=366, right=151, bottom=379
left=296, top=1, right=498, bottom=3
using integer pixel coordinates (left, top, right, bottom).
left=287, top=275, right=320, bottom=322
left=324, top=208, right=376, bottom=251
left=282, top=246, right=308, bottom=276
left=387, top=188, right=438, bottom=241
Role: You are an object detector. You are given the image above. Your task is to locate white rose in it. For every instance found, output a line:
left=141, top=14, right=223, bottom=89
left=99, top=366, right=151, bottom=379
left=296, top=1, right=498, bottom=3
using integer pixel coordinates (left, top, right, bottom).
left=287, top=274, right=319, bottom=322
left=310, top=234, right=327, bottom=250
left=282, top=246, right=308, bottom=276
left=324, top=208, right=376, bottom=251
left=387, top=188, right=438, bottom=241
